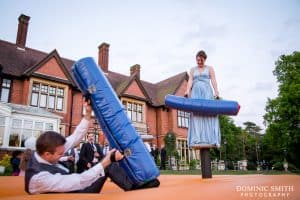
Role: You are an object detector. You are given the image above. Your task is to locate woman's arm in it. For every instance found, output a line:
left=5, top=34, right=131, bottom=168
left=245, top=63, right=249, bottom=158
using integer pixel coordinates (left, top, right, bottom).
left=184, top=68, right=194, bottom=97
left=209, top=66, right=219, bottom=98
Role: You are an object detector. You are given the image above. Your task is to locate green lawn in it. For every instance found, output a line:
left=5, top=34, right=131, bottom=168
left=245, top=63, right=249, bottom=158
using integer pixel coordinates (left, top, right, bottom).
left=159, top=169, right=299, bottom=175
left=1, top=169, right=298, bottom=177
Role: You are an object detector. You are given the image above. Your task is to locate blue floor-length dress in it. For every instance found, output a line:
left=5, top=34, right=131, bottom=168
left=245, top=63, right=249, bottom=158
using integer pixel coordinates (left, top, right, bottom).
left=188, top=66, right=221, bottom=148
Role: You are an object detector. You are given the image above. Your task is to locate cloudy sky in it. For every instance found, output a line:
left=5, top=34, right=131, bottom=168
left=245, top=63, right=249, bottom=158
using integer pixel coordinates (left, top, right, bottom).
left=1, top=0, right=300, bottom=131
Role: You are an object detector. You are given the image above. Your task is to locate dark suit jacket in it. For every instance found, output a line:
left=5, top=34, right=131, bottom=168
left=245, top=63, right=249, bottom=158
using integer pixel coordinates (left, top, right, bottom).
left=77, top=142, right=103, bottom=173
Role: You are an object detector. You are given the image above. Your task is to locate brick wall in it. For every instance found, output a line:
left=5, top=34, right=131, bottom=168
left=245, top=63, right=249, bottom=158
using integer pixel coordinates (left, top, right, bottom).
left=36, top=57, right=68, bottom=80
left=172, top=81, right=188, bottom=138
left=146, top=106, right=157, bottom=144
left=10, top=79, right=23, bottom=104
left=124, top=80, right=145, bottom=98
left=156, top=107, right=170, bottom=147
left=21, top=79, right=30, bottom=105
left=70, top=91, right=84, bottom=133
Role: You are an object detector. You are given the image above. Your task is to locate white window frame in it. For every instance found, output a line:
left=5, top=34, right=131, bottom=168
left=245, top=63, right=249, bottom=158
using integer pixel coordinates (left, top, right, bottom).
left=8, top=118, right=55, bottom=148
left=0, top=79, right=11, bottom=103
left=177, top=110, right=190, bottom=128
left=0, top=103, right=60, bottom=149
left=29, top=80, right=66, bottom=112
left=122, top=100, right=144, bottom=123
left=177, top=139, right=190, bottom=164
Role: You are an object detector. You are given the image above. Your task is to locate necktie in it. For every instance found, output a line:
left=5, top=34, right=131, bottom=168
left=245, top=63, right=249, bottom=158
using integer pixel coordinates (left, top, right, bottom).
left=91, top=143, right=95, bottom=151
left=103, top=147, right=108, bottom=155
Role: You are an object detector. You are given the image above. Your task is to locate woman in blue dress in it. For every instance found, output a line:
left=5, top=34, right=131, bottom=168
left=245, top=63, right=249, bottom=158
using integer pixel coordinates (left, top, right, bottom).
left=184, top=50, right=221, bottom=148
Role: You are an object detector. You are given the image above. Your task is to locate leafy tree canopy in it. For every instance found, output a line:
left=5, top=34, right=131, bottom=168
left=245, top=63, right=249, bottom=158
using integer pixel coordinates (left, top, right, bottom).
left=264, top=51, right=300, bottom=168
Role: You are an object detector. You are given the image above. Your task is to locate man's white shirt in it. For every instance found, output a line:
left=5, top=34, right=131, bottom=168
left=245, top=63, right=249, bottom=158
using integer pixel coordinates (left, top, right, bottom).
left=29, top=118, right=105, bottom=194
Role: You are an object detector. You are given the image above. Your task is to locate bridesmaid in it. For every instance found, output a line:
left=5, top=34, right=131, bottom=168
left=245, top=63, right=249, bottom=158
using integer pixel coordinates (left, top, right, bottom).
left=184, top=50, right=221, bottom=148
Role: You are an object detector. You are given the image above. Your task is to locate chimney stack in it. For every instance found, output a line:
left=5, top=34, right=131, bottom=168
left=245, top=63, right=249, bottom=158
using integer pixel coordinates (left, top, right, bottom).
left=130, top=64, right=141, bottom=79
left=98, top=43, right=110, bottom=72
left=16, top=14, right=30, bottom=49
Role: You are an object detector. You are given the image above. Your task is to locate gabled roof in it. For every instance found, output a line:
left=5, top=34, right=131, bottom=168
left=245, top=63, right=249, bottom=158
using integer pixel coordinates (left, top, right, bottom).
left=141, top=80, right=159, bottom=105
left=0, top=39, right=188, bottom=107
left=0, top=40, right=75, bottom=84
left=23, top=49, right=75, bottom=85
left=117, top=74, right=152, bottom=103
left=107, top=70, right=188, bottom=106
left=0, top=40, right=46, bottom=76
left=155, top=72, right=189, bottom=105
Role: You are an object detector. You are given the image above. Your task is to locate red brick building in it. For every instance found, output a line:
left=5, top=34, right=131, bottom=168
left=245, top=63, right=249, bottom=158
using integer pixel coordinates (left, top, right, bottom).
left=0, top=14, right=193, bottom=164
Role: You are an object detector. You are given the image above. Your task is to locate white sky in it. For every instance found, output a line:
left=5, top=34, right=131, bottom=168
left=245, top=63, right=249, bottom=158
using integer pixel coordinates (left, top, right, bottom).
left=1, top=0, right=300, bottom=132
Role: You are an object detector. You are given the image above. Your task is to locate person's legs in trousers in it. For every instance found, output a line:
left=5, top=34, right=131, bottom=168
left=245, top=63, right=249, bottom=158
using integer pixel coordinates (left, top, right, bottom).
left=160, top=159, right=166, bottom=170
left=105, top=162, right=134, bottom=191
left=106, top=162, right=160, bottom=191
left=77, top=176, right=107, bottom=193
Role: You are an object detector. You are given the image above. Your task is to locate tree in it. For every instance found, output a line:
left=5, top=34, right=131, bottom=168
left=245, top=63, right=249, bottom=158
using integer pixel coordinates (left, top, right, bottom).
left=264, top=51, right=300, bottom=169
left=210, top=117, right=265, bottom=170
left=211, top=116, right=244, bottom=169
left=164, top=131, right=177, bottom=169
left=240, top=122, right=263, bottom=169
left=164, top=131, right=177, bottom=157
left=243, top=121, right=262, bottom=135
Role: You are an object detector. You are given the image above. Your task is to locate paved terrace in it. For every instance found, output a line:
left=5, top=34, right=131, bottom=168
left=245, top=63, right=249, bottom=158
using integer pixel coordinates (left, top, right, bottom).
left=0, top=174, right=299, bottom=200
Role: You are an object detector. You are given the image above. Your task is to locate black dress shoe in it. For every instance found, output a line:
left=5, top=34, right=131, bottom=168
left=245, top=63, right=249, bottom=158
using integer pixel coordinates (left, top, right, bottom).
left=132, top=178, right=160, bottom=190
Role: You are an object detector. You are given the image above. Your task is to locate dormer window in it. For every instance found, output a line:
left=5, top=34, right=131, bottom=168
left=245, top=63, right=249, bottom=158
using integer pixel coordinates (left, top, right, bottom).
left=122, top=100, right=144, bottom=123
left=30, top=81, right=65, bottom=111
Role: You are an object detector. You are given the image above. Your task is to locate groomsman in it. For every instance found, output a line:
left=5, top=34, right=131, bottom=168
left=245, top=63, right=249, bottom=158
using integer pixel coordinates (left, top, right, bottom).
left=77, top=133, right=102, bottom=173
